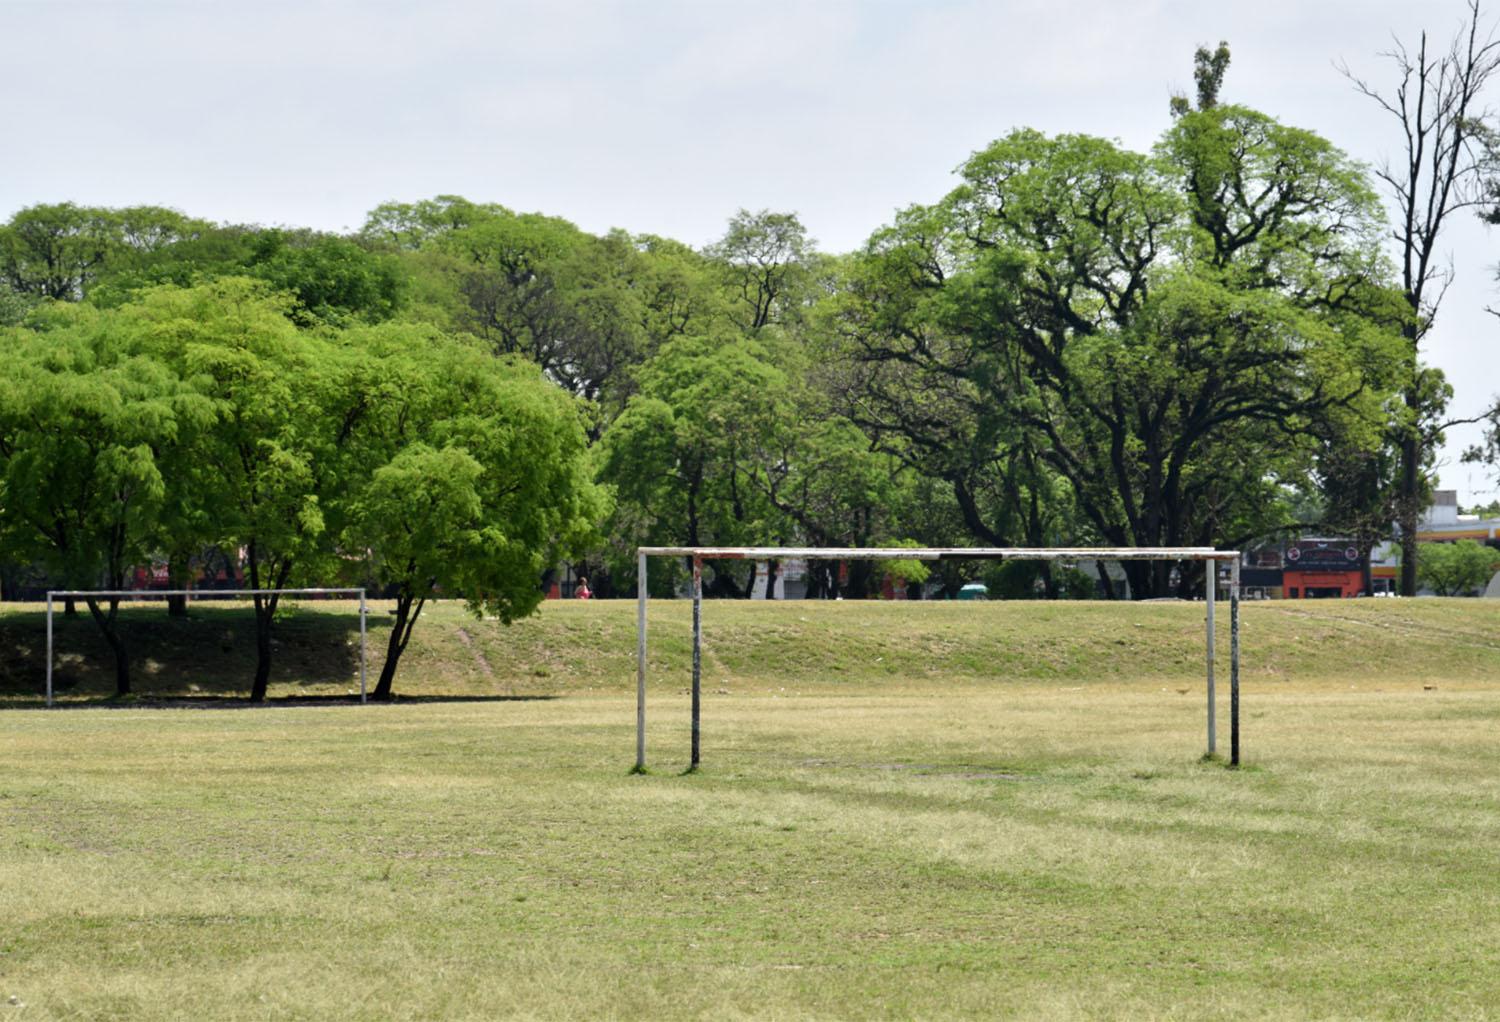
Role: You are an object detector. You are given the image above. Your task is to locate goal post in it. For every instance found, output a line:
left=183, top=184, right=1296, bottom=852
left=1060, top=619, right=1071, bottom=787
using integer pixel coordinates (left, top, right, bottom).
left=44, top=588, right=368, bottom=706
left=633, top=547, right=1243, bottom=771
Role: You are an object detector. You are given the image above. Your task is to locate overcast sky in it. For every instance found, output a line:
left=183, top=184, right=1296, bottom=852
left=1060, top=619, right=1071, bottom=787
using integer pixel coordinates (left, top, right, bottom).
left=4, top=0, right=1498, bottom=503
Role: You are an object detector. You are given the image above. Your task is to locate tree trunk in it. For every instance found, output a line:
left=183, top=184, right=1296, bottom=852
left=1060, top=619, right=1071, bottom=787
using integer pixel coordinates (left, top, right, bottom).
left=85, top=598, right=129, bottom=697
left=64, top=597, right=78, bottom=618
left=372, top=597, right=409, bottom=701
left=165, top=551, right=190, bottom=616
left=251, top=608, right=273, bottom=703
left=805, top=563, right=829, bottom=599
left=1095, top=562, right=1117, bottom=600
left=1399, top=430, right=1420, bottom=596
left=846, top=561, right=873, bottom=599
left=247, top=552, right=292, bottom=703
left=249, top=588, right=284, bottom=703
left=372, top=591, right=425, bottom=701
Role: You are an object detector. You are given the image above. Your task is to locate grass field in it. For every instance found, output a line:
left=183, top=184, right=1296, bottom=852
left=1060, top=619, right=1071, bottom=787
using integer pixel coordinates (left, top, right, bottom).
left=3, top=598, right=1500, bottom=1019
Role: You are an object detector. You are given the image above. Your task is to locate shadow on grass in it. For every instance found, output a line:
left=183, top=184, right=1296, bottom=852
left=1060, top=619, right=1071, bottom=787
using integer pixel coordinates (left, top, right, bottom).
left=0, top=693, right=561, bottom=711
left=2, top=603, right=374, bottom=701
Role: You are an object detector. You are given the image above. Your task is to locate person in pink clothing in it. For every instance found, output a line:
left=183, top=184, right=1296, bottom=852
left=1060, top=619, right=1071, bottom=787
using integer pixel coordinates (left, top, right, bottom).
left=575, top=576, right=593, bottom=599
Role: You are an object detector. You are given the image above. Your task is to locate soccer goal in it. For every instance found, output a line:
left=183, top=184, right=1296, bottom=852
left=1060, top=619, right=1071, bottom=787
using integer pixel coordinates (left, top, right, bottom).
left=633, top=547, right=1243, bottom=771
left=44, top=588, right=369, bottom=706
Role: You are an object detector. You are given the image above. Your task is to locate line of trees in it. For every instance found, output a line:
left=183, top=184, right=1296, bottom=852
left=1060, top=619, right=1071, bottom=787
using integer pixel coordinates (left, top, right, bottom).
left=6, top=24, right=1500, bottom=698
left=0, top=281, right=601, bottom=698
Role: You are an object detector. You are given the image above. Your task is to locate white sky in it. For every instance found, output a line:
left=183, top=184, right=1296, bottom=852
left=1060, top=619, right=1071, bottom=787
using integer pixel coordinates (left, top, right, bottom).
left=3, top=0, right=1497, bottom=502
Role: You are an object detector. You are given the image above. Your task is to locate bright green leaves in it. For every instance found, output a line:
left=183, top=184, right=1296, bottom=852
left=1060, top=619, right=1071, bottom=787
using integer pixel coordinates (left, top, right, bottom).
left=0, top=278, right=602, bottom=696
left=337, top=339, right=603, bottom=694
left=1158, top=105, right=1384, bottom=288
left=601, top=332, right=789, bottom=559
left=0, top=314, right=201, bottom=587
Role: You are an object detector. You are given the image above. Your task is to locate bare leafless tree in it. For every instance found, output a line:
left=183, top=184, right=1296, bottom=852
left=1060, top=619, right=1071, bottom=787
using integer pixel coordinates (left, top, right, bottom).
left=1340, top=0, right=1500, bottom=595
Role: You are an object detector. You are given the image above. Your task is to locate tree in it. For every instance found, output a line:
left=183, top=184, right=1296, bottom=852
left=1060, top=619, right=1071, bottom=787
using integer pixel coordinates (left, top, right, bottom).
left=94, top=226, right=405, bottom=327
left=835, top=109, right=1405, bottom=597
left=1341, top=1, right=1500, bottom=595
left=360, top=195, right=508, bottom=250
left=425, top=208, right=652, bottom=411
left=1414, top=539, right=1500, bottom=594
left=600, top=331, right=789, bottom=596
left=0, top=307, right=210, bottom=695
left=823, top=220, right=1081, bottom=595
left=246, top=231, right=404, bottom=326
left=344, top=341, right=601, bottom=699
left=121, top=279, right=360, bottom=701
left=0, top=203, right=205, bottom=300
left=1314, top=415, right=1400, bottom=595
left=706, top=209, right=814, bottom=333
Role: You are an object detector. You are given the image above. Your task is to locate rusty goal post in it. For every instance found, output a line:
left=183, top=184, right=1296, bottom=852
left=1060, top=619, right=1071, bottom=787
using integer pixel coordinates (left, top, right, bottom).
left=633, top=547, right=1243, bottom=771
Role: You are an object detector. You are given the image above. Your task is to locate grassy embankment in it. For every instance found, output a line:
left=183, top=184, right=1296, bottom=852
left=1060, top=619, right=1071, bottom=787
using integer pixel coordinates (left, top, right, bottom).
left=4, top=596, right=1500, bottom=701
left=3, top=598, right=1500, bottom=1019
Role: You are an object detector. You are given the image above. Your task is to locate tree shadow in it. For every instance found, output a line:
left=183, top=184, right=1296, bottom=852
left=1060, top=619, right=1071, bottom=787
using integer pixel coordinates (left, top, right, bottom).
left=0, top=602, right=468, bottom=705
left=0, top=692, right=560, bottom=711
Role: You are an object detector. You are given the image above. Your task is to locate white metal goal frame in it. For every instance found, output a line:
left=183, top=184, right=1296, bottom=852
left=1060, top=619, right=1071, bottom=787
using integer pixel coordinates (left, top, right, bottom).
left=44, top=588, right=368, bottom=706
left=633, top=547, right=1244, bottom=771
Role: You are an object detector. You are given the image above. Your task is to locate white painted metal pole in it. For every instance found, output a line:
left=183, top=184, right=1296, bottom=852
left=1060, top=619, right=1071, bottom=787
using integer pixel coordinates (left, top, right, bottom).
left=636, top=550, right=648, bottom=772
left=1206, top=560, right=1216, bottom=756
left=1230, top=557, right=1241, bottom=767
left=46, top=593, right=54, bottom=708
left=359, top=589, right=367, bottom=705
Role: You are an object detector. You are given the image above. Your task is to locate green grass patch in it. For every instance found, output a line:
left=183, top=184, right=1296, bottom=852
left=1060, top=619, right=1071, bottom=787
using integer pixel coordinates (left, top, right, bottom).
left=2, top=599, right=1499, bottom=1017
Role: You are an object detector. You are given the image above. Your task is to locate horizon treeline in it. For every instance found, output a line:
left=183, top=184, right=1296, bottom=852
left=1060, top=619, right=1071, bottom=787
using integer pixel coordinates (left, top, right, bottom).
left=5, top=42, right=1500, bottom=696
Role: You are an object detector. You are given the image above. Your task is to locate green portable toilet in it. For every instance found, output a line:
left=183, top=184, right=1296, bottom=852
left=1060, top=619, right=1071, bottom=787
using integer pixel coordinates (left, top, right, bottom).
left=957, top=582, right=988, bottom=601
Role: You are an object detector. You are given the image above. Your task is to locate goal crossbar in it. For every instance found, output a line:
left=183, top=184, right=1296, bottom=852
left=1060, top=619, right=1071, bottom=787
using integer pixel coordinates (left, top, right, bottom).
left=637, top=546, right=1237, bottom=561
left=44, top=587, right=369, bottom=706
left=634, top=547, right=1242, bottom=771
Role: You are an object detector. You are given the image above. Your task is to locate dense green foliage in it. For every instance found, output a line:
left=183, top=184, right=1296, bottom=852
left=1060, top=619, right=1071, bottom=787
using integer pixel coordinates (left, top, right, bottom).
left=0, top=279, right=598, bottom=698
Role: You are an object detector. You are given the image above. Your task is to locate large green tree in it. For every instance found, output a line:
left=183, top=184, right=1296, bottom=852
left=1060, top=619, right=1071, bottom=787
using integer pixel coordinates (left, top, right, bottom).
left=0, top=203, right=206, bottom=301
left=601, top=330, right=789, bottom=596
left=835, top=110, right=1405, bottom=597
left=94, top=225, right=404, bottom=327
left=120, top=279, right=367, bottom=701
left=344, top=337, right=601, bottom=698
left=706, top=209, right=815, bottom=333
